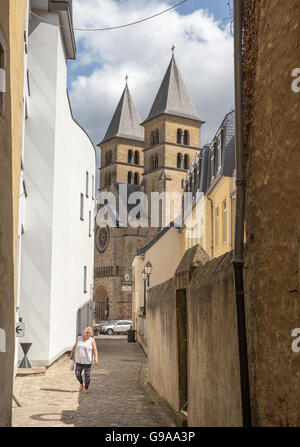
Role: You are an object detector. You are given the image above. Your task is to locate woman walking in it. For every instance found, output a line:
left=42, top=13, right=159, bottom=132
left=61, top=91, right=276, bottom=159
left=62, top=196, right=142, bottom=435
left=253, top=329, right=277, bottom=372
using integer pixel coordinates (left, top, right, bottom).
left=70, top=327, right=98, bottom=394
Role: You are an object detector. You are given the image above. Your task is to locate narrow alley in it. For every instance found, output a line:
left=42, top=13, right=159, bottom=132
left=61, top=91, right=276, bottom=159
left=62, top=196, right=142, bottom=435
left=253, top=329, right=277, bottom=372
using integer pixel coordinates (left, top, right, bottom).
left=12, top=338, right=175, bottom=427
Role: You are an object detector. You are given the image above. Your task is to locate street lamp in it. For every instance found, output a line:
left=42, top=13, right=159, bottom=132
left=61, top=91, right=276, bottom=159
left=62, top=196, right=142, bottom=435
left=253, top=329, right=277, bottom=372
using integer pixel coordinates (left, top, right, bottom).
left=142, top=261, right=152, bottom=317
left=144, top=261, right=153, bottom=286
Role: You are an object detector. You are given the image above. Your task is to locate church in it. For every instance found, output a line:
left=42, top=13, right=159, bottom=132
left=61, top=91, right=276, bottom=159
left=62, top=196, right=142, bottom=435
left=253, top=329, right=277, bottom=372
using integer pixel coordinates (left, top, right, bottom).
left=93, top=52, right=204, bottom=322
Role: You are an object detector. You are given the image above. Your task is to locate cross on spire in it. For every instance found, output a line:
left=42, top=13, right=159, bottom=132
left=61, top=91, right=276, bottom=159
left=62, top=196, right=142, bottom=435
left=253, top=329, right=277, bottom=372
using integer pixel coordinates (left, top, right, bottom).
left=171, top=45, right=175, bottom=56
left=125, top=74, right=129, bottom=84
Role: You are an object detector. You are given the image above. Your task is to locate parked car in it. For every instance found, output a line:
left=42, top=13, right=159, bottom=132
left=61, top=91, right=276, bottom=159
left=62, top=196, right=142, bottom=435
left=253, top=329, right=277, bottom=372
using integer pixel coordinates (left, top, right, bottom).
left=102, top=320, right=132, bottom=335
left=97, top=320, right=117, bottom=334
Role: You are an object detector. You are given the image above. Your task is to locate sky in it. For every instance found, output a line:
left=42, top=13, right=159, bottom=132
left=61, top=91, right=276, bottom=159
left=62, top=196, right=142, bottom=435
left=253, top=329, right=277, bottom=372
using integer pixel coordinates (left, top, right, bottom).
left=68, top=0, right=234, bottom=153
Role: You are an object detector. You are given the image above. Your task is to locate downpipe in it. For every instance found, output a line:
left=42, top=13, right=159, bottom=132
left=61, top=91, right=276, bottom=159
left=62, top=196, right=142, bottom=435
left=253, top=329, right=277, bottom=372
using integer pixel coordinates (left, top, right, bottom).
left=233, top=0, right=252, bottom=427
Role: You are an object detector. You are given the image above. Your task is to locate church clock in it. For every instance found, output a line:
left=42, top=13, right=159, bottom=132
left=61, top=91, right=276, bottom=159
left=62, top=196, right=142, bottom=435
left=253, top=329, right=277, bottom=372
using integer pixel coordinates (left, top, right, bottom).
left=96, top=226, right=110, bottom=253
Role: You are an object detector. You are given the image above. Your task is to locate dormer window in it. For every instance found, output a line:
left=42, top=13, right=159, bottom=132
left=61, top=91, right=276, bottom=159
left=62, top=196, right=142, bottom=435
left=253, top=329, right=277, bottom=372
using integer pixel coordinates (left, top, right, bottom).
left=217, top=135, right=222, bottom=171
left=211, top=147, right=215, bottom=180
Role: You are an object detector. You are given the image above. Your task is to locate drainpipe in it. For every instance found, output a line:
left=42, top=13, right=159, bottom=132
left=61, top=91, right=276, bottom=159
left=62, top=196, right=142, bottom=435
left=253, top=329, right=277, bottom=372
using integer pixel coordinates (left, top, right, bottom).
left=207, top=196, right=213, bottom=258
left=233, top=0, right=252, bottom=427
left=229, top=191, right=236, bottom=251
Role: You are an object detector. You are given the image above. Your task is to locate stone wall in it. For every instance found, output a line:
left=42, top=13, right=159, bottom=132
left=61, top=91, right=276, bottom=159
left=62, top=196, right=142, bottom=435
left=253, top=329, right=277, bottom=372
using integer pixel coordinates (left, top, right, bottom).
left=146, top=250, right=242, bottom=426
left=147, top=278, right=180, bottom=412
left=243, top=0, right=300, bottom=426
left=187, top=252, right=242, bottom=426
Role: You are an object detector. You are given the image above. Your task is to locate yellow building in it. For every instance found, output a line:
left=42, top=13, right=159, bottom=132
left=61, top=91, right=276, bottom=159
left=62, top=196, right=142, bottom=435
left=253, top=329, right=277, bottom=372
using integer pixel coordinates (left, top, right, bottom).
left=204, top=111, right=236, bottom=258
left=0, top=0, right=27, bottom=426
left=180, top=111, right=236, bottom=259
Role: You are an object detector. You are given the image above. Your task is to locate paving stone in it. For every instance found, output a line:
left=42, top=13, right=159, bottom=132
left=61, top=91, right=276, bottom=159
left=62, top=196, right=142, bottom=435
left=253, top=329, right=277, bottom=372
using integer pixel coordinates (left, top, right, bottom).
left=12, top=339, right=175, bottom=427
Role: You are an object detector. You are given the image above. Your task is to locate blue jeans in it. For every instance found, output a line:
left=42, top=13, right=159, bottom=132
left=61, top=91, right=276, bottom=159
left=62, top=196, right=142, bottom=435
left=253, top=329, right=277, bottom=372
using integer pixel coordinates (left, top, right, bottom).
left=75, top=363, right=91, bottom=389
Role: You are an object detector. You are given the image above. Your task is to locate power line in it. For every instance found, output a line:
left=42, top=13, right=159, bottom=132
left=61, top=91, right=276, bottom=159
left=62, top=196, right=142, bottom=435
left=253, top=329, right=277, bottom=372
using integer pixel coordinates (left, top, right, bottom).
left=29, top=0, right=188, bottom=32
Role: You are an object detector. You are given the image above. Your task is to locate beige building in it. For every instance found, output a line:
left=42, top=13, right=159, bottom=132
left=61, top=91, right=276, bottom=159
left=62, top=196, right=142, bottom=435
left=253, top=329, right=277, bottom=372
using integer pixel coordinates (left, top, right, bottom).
left=0, top=0, right=27, bottom=427
left=131, top=225, right=183, bottom=350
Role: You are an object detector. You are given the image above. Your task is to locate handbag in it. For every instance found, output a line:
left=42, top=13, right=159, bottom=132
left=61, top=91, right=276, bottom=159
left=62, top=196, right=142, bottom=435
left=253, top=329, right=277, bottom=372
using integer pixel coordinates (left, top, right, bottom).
left=70, top=360, right=75, bottom=371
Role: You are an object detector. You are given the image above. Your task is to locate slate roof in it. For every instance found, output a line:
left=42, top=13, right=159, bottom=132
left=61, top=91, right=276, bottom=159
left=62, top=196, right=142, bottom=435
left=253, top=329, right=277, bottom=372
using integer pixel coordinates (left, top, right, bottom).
left=182, top=110, right=236, bottom=200
left=100, top=84, right=144, bottom=145
left=142, top=56, right=202, bottom=124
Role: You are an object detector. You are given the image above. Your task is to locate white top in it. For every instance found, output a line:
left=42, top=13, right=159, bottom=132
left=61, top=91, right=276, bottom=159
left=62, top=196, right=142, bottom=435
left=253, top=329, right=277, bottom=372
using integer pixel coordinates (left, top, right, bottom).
left=75, top=336, right=94, bottom=364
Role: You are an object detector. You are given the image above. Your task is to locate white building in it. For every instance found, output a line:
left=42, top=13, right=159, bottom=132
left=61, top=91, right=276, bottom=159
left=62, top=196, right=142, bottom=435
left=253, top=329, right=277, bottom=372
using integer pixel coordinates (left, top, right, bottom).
left=18, top=0, right=96, bottom=366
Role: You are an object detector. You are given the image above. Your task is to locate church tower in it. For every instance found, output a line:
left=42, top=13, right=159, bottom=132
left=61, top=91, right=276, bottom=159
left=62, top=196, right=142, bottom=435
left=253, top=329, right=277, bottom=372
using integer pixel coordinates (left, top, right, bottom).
left=141, top=51, right=204, bottom=225
left=98, top=79, right=144, bottom=190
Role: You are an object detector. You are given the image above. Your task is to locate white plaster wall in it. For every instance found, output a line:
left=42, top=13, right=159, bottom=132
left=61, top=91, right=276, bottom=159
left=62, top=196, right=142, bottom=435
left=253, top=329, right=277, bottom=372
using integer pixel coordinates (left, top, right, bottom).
left=19, top=11, right=95, bottom=365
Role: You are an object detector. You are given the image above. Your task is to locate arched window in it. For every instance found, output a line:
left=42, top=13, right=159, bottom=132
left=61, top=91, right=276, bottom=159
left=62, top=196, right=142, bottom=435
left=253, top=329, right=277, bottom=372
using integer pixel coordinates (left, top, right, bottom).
left=104, top=173, right=108, bottom=186
left=128, top=149, right=133, bottom=164
left=155, top=129, right=159, bottom=145
left=177, top=129, right=182, bottom=144
left=109, top=150, right=112, bottom=163
left=134, top=150, right=139, bottom=165
left=184, top=154, right=189, bottom=170
left=108, top=172, right=111, bottom=186
left=134, top=172, right=139, bottom=185
left=153, top=154, right=158, bottom=169
left=183, top=130, right=189, bottom=145
left=128, top=171, right=132, bottom=184
left=151, top=131, right=155, bottom=146
left=177, top=153, right=182, bottom=168
left=105, top=152, right=109, bottom=166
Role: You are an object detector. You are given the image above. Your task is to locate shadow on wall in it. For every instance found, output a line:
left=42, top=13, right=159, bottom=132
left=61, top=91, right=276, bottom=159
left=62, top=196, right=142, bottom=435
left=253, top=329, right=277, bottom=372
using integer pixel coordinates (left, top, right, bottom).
left=76, top=301, right=94, bottom=336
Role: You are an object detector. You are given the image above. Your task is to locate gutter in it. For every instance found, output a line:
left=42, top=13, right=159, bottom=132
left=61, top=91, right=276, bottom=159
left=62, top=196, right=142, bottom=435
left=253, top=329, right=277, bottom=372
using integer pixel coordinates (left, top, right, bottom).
left=233, top=0, right=252, bottom=427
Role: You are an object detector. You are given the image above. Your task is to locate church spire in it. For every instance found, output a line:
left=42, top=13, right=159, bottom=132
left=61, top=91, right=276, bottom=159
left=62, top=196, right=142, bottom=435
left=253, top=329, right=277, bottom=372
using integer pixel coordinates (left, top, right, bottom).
left=142, top=55, right=201, bottom=125
left=100, top=81, right=144, bottom=144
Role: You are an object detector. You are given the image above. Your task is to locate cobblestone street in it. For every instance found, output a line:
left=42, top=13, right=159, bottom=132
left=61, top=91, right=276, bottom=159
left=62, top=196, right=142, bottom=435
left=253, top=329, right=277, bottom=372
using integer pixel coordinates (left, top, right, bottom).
left=12, top=338, right=176, bottom=427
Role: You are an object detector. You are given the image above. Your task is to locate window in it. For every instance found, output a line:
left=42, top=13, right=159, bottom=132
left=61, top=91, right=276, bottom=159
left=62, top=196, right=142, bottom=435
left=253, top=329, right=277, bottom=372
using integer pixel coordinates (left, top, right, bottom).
left=86, top=172, right=89, bottom=197
left=134, top=150, right=139, bottom=165
left=128, top=149, right=133, bottom=164
left=184, top=154, right=189, bottom=170
left=151, top=131, right=155, bottom=146
left=183, top=130, right=189, bottom=145
left=92, top=175, right=95, bottom=200
left=80, top=193, right=84, bottom=220
left=108, top=172, right=111, bottom=186
left=177, top=153, right=182, bottom=169
left=155, top=129, right=159, bottom=144
left=89, top=211, right=92, bottom=237
left=105, top=152, right=109, bottom=166
left=109, top=150, right=112, bottom=164
left=211, top=149, right=214, bottom=180
left=217, top=136, right=222, bottom=171
left=84, top=266, right=87, bottom=293
left=128, top=171, right=132, bottom=184
left=0, top=28, right=7, bottom=118
left=134, top=172, right=139, bottom=185
left=177, top=129, right=182, bottom=144
left=223, top=200, right=227, bottom=243
left=153, top=154, right=158, bottom=169
left=215, top=208, right=219, bottom=248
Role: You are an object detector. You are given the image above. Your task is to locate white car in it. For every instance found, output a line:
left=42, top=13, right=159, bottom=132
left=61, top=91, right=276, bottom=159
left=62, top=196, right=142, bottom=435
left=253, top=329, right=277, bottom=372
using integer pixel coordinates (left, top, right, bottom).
left=103, top=320, right=132, bottom=335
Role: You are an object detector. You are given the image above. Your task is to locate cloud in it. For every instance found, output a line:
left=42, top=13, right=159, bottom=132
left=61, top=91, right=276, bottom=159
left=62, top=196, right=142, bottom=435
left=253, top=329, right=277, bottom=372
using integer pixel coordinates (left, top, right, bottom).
left=69, top=0, right=234, bottom=154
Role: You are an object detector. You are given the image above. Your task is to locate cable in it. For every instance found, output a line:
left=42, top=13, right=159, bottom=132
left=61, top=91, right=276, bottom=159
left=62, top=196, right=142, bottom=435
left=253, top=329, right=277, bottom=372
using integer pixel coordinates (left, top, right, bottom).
left=29, top=0, right=188, bottom=32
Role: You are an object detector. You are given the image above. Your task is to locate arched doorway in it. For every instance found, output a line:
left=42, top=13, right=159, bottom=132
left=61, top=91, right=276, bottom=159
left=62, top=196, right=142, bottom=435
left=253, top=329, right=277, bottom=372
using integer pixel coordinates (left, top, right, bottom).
left=94, top=286, right=109, bottom=322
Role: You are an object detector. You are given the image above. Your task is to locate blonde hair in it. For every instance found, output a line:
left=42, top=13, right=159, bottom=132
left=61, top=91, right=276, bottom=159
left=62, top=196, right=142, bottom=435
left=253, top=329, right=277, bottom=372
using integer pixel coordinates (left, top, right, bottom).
left=84, top=327, right=93, bottom=333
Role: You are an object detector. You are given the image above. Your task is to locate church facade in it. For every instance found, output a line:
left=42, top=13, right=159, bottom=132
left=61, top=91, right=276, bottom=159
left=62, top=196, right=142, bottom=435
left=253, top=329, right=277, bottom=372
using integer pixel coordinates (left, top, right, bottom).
left=94, top=54, right=203, bottom=322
